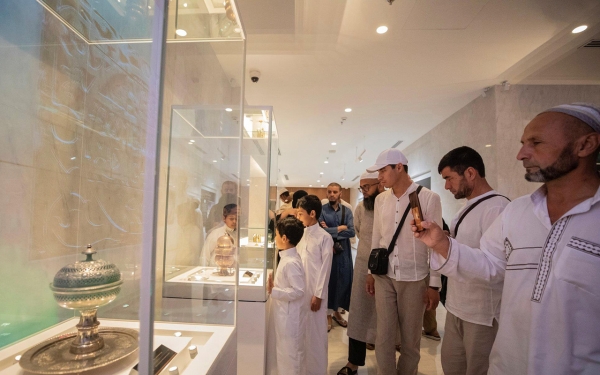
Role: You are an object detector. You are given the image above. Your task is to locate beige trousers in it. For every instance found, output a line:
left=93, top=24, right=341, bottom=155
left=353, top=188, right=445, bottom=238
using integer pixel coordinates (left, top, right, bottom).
left=374, top=275, right=427, bottom=375
left=441, top=310, right=499, bottom=375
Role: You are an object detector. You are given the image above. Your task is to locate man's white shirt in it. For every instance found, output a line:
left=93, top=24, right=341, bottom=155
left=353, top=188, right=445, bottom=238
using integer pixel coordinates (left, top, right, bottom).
left=372, top=182, right=443, bottom=286
left=444, top=190, right=509, bottom=326
left=431, top=185, right=600, bottom=374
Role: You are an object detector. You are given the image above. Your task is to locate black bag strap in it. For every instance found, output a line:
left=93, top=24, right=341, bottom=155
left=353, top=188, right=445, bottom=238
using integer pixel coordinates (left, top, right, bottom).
left=387, top=185, right=423, bottom=256
left=341, top=205, right=346, bottom=226
left=454, top=194, right=510, bottom=237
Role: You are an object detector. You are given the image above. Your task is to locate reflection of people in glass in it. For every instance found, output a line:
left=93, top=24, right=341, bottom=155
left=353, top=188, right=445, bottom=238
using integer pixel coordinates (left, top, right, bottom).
left=276, top=187, right=292, bottom=215
left=202, top=204, right=238, bottom=266
left=205, top=181, right=238, bottom=232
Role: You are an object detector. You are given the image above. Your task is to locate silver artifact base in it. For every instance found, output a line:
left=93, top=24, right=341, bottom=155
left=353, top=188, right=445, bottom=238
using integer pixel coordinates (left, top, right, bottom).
left=18, top=327, right=138, bottom=374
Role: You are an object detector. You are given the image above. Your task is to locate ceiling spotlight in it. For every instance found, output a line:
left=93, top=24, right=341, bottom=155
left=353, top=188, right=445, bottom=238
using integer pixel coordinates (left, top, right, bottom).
left=317, top=180, right=321, bottom=182
left=225, top=108, right=233, bottom=112
left=359, top=157, right=363, bottom=163
left=175, top=29, right=187, bottom=37
left=183, top=2, right=188, bottom=7
left=331, top=142, right=337, bottom=146
left=376, top=26, right=388, bottom=34
left=324, top=160, right=329, bottom=164
left=321, top=185, right=324, bottom=187
left=345, top=108, right=352, bottom=113
left=309, top=185, right=313, bottom=187
left=189, top=139, right=195, bottom=143
left=572, top=25, right=587, bottom=34
left=212, top=160, right=218, bottom=163
left=485, top=144, right=492, bottom=148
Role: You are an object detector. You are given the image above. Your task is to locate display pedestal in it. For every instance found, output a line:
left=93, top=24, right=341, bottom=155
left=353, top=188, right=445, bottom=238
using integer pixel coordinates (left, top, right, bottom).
left=0, top=319, right=235, bottom=375
left=237, top=300, right=268, bottom=375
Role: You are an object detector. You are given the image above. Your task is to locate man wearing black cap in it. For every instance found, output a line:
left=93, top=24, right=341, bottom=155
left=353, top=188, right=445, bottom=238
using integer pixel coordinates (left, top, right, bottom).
left=413, top=103, right=600, bottom=374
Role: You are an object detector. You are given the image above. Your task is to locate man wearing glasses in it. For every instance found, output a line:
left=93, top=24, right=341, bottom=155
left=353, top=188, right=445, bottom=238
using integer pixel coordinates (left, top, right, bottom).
left=338, top=172, right=384, bottom=375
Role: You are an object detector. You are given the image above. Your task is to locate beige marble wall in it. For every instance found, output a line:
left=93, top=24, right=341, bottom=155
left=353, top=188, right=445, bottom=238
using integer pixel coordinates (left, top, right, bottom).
left=403, top=84, right=600, bottom=222
left=403, top=90, right=497, bottom=224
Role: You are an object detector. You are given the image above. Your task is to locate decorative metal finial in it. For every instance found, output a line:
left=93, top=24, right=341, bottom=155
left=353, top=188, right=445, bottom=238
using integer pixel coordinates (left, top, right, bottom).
left=82, top=244, right=97, bottom=261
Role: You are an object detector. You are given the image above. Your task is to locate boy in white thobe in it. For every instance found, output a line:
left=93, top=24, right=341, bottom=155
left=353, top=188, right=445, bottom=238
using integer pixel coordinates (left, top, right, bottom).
left=296, top=195, right=334, bottom=375
left=413, top=103, right=600, bottom=375
left=267, top=217, right=307, bottom=375
left=201, top=204, right=237, bottom=266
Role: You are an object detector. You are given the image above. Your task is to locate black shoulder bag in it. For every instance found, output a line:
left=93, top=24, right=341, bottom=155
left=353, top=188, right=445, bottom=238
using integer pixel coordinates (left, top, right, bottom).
left=332, top=205, right=346, bottom=255
left=439, top=193, right=510, bottom=305
left=368, top=186, right=423, bottom=275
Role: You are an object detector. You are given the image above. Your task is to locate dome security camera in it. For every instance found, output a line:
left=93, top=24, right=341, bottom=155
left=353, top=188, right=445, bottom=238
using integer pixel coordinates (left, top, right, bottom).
left=249, top=70, right=261, bottom=83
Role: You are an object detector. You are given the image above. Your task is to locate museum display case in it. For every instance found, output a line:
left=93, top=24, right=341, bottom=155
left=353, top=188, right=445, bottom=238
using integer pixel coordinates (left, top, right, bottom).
left=162, top=106, right=279, bottom=303
left=0, top=0, right=245, bottom=374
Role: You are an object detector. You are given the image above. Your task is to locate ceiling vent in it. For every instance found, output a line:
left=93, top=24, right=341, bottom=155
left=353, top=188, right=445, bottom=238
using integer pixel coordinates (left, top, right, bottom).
left=351, top=175, right=360, bottom=182
left=582, top=39, right=600, bottom=48
left=284, top=174, right=289, bottom=181
left=391, top=140, right=403, bottom=148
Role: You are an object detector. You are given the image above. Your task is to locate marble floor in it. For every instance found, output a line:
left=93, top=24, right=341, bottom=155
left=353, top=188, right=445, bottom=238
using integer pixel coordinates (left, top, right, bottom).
left=326, top=307, right=446, bottom=375
left=327, top=246, right=446, bottom=374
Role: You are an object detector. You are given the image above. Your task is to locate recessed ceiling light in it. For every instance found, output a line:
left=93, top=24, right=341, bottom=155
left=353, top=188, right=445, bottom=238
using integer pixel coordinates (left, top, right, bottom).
left=309, top=185, right=313, bottom=187
left=317, top=180, right=320, bottom=182
left=189, top=139, right=195, bottom=143
left=345, top=108, right=352, bottom=113
left=183, top=2, right=188, bottom=7
left=175, top=29, right=187, bottom=37
left=321, top=185, right=324, bottom=187
left=485, top=144, right=492, bottom=148
left=331, top=142, right=337, bottom=145
left=225, top=108, right=233, bottom=112
left=148, top=5, right=151, bottom=9
left=376, top=26, right=388, bottom=34
left=320, top=172, right=323, bottom=174
left=572, top=25, right=587, bottom=33
left=213, top=160, right=218, bottom=163
left=324, top=161, right=329, bottom=164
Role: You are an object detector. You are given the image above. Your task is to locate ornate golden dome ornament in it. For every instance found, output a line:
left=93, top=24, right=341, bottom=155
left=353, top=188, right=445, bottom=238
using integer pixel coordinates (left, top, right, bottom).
left=19, top=245, right=138, bottom=374
left=214, top=232, right=236, bottom=276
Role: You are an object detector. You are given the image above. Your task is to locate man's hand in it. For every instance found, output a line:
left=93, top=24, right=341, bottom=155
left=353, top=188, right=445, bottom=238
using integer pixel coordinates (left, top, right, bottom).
left=424, top=287, right=440, bottom=311
left=411, top=220, right=450, bottom=258
left=366, top=274, right=375, bottom=296
left=337, top=225, right=348, bottom=233
left=267, top=273, right=273, bottom=294
left=310, top=296, right=322, bottom=312
left=320, top=221, right=328, bottom=228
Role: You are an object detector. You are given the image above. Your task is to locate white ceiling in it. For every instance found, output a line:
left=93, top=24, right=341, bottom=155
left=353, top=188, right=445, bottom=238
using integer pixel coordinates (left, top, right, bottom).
left=234, top=0, right=600, bottom=187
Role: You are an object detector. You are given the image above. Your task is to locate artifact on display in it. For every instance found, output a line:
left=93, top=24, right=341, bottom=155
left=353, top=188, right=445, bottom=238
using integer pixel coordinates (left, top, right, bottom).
left=215, top=233, right=236, bottom=276
left=19, top=245, right=138, bottom=374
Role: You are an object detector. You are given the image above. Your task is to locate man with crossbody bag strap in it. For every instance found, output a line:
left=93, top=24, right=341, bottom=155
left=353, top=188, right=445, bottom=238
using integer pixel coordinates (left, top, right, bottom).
left=436, top=147, right=510, bottom=375
left=365, top=149, right=443, bottom=375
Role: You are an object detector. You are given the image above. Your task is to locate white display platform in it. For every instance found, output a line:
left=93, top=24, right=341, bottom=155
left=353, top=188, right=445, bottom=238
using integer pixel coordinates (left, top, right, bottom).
left=237, top=300, right=268, bottom=375
left=0, top=319, right=235, bottom=375
left=163, top=267, right=265, bottom=301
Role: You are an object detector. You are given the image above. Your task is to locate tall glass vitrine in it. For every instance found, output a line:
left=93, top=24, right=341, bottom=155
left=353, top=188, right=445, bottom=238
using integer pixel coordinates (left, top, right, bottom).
left=0, top=0, right=245, bottom=374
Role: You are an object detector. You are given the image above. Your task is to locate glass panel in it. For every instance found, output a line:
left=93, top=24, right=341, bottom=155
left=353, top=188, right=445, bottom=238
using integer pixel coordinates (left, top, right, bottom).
left=37, top=0, right=244, bottom=42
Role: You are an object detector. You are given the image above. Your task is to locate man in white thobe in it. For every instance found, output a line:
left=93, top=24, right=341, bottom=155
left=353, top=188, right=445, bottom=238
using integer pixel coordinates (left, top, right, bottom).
left=413, top=103, right=600, bottom=375
left=296, top=195, right=334, bottom=375
left=437, top=146, right=509, bottom=375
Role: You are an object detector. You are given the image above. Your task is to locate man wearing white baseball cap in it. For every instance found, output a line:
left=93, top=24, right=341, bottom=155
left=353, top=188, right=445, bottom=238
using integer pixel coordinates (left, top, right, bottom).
left=366, top=148, right=443, bottom=375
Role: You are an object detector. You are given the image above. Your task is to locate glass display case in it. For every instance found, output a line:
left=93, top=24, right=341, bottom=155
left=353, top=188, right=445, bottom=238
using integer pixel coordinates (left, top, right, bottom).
left=162, top=106, right=279, bottom=303
left=0, top=0, right=245, bottom=374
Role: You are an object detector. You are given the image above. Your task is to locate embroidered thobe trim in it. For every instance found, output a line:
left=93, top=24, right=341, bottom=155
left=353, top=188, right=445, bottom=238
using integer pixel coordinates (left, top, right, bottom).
left=531, top=216, right=570, bottom=303
left=567, top=236, right=600, bottom=258
left=504, top=238, right=514, bottom=260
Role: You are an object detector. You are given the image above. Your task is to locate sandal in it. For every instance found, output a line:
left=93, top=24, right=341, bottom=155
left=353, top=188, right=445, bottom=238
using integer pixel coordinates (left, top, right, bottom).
left=337, top=366, right=357, bottom=375
left=332, top=315, right=348, bottom=328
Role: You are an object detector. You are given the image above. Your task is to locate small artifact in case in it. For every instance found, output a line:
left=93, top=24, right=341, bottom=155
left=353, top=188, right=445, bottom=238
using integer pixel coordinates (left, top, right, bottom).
left=409, top=191, right=424, bottom=232
left=215, top=233, right=236, bottom=276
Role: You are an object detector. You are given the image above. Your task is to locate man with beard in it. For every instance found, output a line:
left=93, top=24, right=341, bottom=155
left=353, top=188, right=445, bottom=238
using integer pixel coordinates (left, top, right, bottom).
left=320, top=182, right=355, bottom=331
left=337, top=172, right=383, bottom=375
left=437, top=146, right=509, bottom=375
left=413, top=103, right=600, bottom=374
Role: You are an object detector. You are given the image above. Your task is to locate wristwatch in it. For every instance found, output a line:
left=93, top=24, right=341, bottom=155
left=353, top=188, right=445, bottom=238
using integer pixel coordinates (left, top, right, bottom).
left=428, top=286, right=440, bottom=291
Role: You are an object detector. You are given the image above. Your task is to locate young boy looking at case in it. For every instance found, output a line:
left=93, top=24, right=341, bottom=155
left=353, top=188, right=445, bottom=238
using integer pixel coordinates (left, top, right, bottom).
left=267, top=217, right=307, bottom=375
left=295, top=195, right=334, bottom=375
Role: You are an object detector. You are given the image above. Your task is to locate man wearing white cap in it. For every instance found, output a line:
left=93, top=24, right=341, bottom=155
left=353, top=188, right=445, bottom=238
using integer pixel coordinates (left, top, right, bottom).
left=276, top=187, right=292, bottom=215
left=366, top=148, right=443, bottom=375
left=337, top=172, right=384, bottom=375
left=413, top=103, right=600, bottom=374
